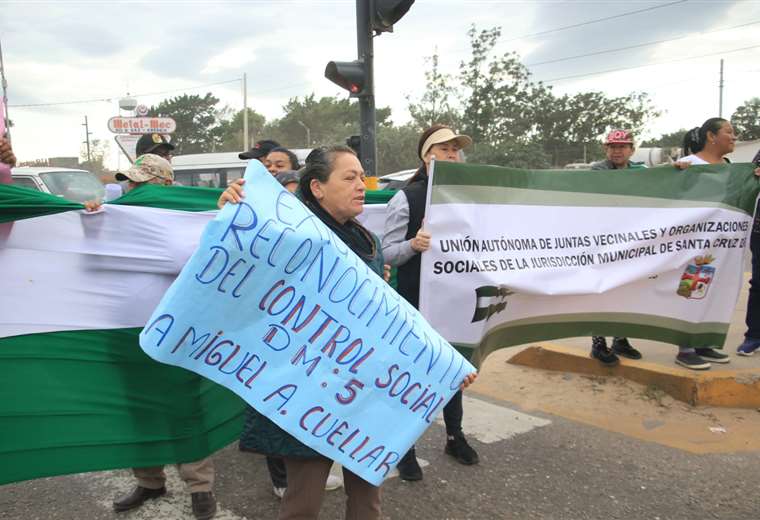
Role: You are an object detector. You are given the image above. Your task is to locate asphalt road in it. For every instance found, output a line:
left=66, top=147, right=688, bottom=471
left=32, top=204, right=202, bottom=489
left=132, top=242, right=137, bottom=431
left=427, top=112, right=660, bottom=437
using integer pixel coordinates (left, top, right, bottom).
left=2, top=393, right=759, bottom=520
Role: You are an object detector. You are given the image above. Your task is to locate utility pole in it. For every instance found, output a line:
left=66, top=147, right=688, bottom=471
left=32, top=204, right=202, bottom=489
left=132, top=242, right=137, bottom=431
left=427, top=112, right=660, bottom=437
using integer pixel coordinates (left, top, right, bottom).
left=719, top=59, right=724, bottom=118
left=355, top=0, right=376, bottom=176
left=82, top=116, right=92, bottom=164
left=0, top=37, right=10, bottom=143
left=243, top=73, right=249, bottom=150
left=297, top=120, right=311, bottom=147
left=325, top=1, right=414, bottom=177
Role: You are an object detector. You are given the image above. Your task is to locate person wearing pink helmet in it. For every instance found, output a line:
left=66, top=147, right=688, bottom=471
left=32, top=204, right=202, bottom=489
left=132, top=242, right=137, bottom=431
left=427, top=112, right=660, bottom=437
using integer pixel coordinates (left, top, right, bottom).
left=588, top=130, right=646, bottom=366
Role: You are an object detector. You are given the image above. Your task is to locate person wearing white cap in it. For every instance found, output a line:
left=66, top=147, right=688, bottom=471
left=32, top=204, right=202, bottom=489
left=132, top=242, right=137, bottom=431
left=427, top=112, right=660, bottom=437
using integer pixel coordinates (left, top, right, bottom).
left=381, top=124, right=479, bottom=481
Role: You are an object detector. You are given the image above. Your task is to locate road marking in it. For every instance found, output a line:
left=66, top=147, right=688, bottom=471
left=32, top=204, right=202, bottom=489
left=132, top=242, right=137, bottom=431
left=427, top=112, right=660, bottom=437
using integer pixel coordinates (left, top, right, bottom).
left=77, top=396, right=549, bottom=514
left=436, top=395, right=551, bottom=444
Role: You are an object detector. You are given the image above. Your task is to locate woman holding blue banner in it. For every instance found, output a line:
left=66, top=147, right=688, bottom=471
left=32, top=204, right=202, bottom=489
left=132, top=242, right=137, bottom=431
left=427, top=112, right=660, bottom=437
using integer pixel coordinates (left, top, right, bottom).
left=381, top=124, right=480, bottom=481
left=219, top=144, right=478, bottom=519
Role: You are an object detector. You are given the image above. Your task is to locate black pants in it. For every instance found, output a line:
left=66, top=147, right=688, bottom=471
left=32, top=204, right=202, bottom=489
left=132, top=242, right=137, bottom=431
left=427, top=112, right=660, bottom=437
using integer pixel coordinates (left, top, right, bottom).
left=746, top=201, right=760, bottom=339
left=267, top=456, right=287, bottom=488
left=442, top=389, right=464, bottom=436
left=405, top=389, right=464, bottom=459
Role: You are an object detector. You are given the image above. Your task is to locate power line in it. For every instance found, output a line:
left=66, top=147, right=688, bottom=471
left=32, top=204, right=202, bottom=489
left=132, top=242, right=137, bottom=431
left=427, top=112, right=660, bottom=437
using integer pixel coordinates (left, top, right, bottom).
left=525, top=20, right=760, bottom=67
left=541, top=42, right=760, bottom=83
left=503, top=0, right=688, bottom=43
left=8, top=79, right=242, bottom=108
left=8, top=78, right=313, bottom=109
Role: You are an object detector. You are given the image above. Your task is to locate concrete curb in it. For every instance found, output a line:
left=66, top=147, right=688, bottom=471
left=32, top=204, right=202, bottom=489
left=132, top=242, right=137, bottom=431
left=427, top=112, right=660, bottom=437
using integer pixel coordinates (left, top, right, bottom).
left=509, top=344, right=760, bottom=408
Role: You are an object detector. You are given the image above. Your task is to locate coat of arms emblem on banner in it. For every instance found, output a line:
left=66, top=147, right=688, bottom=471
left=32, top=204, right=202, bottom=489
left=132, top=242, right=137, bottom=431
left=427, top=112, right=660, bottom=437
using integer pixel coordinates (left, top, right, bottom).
left=677, top=255, right=716, bottom=300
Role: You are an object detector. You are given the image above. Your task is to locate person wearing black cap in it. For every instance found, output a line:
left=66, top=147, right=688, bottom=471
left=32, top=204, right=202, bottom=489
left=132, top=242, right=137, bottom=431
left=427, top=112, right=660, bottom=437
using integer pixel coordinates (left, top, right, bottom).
left=239, top=139, right=281, bottom=161
left=135, top=133, right=175, bottom=160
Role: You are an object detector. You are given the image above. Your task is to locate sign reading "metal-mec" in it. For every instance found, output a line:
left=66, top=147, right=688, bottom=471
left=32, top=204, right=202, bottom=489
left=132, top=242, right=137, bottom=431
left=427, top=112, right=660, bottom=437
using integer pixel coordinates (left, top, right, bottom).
left=108, top=116, right=176, bottom=134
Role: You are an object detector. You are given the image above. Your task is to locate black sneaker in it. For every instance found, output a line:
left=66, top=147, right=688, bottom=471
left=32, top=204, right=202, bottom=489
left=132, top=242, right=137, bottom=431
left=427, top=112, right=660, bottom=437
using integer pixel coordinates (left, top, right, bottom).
left=590, top=337, right=619, bottom=366
left=191, top=492, right=217, bottom=520
left=444, top=433, right=479, bottom=465
left=695, top=348, right=730, bottom=364
left=396, top=448, right=423, bottom=481
left=611, top=337, right=642, bottom=360
left=675, top=352, right=711, bottom=370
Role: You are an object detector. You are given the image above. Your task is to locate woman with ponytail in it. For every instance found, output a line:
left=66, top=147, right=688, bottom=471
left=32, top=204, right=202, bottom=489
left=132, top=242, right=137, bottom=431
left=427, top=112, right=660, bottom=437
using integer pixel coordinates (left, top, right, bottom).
left=674, top=118, right=760, bottom=368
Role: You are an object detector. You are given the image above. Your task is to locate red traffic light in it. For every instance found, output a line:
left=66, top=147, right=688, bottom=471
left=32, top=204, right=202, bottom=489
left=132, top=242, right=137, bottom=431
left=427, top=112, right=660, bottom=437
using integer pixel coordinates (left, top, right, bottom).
left=325, top=60, right=367, bottom=96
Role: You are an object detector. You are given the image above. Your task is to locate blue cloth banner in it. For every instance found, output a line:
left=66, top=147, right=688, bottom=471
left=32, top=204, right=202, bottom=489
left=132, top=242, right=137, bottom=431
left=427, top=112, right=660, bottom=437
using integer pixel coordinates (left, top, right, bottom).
left=139, top=160, right=475, bottom=485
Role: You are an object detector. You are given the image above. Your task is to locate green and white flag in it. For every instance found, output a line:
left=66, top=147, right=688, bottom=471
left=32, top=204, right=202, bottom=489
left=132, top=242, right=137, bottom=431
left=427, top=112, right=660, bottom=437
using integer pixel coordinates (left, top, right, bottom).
left=419, top=162, right=760, bottom=366
left=0, top=183, right=392, bottom=485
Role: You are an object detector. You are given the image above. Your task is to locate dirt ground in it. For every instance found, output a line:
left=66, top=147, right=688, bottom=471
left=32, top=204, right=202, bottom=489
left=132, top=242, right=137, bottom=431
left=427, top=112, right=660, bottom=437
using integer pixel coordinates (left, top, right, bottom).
left=470, top=345, right=760, bottom=454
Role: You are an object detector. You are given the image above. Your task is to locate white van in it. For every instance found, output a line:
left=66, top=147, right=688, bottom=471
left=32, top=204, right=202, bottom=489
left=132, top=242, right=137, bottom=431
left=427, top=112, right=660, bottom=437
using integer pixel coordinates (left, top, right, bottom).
left=11, top=167, right=105, bottom=203
left=172, top=149, right=312, bottom=187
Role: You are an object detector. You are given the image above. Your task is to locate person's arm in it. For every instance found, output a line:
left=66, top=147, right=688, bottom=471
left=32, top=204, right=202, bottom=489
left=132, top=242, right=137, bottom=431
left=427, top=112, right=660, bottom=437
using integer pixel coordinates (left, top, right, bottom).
left=218, top=178, right=246, bottom=208
left=381, top=191, right=418, bottom=267
left=0, top=138, right=16, bottom=167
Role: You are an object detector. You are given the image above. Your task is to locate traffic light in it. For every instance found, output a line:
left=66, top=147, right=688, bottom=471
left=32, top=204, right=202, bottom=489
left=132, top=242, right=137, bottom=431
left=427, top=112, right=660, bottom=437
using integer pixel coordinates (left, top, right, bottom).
left=325, top=0, right=415, bottom=176
left=325, top=60, right=367, bottom=97
left=372, top=0, right=415, bottom=33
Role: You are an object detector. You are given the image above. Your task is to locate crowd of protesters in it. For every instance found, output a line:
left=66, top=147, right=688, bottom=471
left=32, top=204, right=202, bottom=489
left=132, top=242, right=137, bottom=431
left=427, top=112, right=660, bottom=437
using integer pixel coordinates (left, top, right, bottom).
left=2, top=116, right=760, bottom=520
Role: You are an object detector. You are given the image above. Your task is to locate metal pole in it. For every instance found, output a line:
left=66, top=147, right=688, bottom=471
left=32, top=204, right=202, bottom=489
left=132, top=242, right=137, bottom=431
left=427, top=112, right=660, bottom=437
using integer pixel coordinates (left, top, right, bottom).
left=243, top=73, right=249, bottom=150
left=356, top=0, right=377, bottom=176
left=82, top=116, right=92, bottom=163
left=719, top=59, right=724, bottom=118
left=297, top=120, right=311, bottom=147
left=0, top=37, right=10, bottom=143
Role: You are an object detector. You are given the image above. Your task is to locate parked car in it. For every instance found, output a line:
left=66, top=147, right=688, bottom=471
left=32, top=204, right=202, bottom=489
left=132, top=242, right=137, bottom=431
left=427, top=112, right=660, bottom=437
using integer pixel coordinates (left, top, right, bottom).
left=377, top=168, right=416, bottom=191
left=11, top=167, right=105, bottom=203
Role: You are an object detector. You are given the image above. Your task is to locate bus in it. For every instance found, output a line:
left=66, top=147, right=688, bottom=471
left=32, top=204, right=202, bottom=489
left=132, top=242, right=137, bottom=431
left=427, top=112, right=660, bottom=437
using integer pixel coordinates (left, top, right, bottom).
left=172, top=150, right=312, bottom=187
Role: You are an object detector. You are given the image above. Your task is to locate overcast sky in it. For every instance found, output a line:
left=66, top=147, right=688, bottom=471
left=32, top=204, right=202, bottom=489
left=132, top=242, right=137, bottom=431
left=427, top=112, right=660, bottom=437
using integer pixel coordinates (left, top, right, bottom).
left=1, top=0, right=758, bottom=169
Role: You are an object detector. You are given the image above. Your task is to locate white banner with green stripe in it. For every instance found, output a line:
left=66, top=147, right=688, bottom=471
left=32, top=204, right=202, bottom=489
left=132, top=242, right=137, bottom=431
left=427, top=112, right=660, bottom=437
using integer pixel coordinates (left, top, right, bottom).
left=419, top=161, right=760, bottom=366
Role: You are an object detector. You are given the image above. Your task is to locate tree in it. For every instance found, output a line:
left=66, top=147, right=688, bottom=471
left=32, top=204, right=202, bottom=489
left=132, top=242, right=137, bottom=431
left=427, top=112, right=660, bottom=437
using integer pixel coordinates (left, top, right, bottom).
left=216, top=107, right=267, bottom=152
left=79, top=138, right=111, bottom=179
left=458, top=27, right=549, bottom=148
left=376, top=123, right=419, bottom=174
left=407, top=52, right=462, bottom=129
left=148, top=93, right=223, bottom=155
left=732, top=97, right=760, bottom=140
left=641, top=128, right=689, bottom=148
left=408, top=25, right=662, bottom=168
left=264, top=94, right=392, bottom=150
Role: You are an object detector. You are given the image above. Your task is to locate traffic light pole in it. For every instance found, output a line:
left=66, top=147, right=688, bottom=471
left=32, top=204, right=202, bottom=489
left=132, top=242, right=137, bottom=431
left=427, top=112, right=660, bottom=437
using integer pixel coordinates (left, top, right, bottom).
left=356, top=0, right=377, bottom=177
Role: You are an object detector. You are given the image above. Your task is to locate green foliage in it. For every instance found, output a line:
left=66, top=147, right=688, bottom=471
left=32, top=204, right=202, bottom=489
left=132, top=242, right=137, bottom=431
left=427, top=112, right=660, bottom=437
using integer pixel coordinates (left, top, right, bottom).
left=467, top=141, right=552, bottom=169
left=640, top=128, right=689, bottom=148
left=731, top=98, right=760, bottom=140
left=217, top=107, right=267, bottom=152
left=79, top=138, right=111, bottom=177
left=407, top=25, right=661, bottom=168
left=262, top=94, right=392, bottom=150
left=407, top=53, right=462, bottom=130
left=148, top=93, right=223, bottom=155
left=376, top=123, right=420, bottom=174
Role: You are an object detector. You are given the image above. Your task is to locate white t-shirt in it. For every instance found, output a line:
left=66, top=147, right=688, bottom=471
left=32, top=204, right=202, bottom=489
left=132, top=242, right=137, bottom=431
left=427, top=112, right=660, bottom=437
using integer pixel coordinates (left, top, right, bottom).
left=680, top=154, right=710, bottom=165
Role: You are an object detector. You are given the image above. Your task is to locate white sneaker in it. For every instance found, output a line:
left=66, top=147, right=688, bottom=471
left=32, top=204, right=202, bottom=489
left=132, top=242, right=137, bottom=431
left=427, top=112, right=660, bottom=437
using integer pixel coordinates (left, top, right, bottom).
left=325, top=474, right=343, bottom=491
left=272, top=486, right=286, bottom=499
